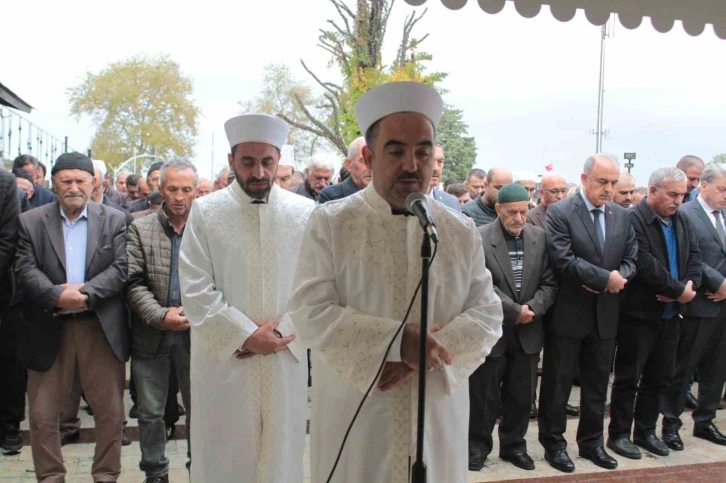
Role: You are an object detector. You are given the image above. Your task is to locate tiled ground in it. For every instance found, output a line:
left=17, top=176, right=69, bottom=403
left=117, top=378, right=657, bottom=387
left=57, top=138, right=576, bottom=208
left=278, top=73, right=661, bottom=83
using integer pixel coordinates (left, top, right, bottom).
left=3, top=377, right=726, bottom=482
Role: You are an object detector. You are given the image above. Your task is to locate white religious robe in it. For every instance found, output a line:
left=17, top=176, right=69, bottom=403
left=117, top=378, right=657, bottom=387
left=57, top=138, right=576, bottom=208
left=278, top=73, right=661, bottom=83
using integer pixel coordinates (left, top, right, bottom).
left=289, top=183, right=503, bottom=483
left=179, top=182, right=314, bottom=483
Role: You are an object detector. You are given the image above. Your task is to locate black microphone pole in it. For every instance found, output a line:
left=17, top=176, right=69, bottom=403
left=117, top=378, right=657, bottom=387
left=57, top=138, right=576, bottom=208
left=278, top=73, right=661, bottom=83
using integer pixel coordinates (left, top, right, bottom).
left=411, top=231, right=432, bottom=483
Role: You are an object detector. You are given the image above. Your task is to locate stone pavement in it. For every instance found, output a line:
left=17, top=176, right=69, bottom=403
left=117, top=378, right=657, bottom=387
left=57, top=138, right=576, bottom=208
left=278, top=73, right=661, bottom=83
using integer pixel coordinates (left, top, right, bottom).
left=3, top=376, right=726, bottom=482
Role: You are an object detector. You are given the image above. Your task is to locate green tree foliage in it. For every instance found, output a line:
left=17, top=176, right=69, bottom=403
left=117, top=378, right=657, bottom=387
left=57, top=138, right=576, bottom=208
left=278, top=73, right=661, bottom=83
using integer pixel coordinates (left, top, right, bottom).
left=437, top=106, right=477, bottom=183
left=712, top=153, right=726, bottom=164
left=67, top=54, right=200, bottom=169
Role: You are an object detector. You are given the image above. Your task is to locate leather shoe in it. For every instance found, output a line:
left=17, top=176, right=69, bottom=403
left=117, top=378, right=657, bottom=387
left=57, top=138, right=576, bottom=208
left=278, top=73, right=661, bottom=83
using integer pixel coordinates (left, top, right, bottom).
left=634, top=434, right=670, bottom=456
left=544, top=449, right=575, bottom=473
left=128, top=404, right=139, bottom=419
left=468, top=453, right=486, bottom=471
left=662, top=429, right=683, bottom=451
left=579, top=446, right=618, bottom=470
left=694, top=423, right=726, bottom=446
left=530, top=402, right=537, bottom=419
left=60, top=431, right=80, bottom=447
left=565, top=404, right=580, bottom=417
left=685, top=389, right=698, bottom=409
left=122, top=430, right=132, bottom=446
left=500, top=452, right=535, bottom=470
left=607, top=436, right=641, bottom=459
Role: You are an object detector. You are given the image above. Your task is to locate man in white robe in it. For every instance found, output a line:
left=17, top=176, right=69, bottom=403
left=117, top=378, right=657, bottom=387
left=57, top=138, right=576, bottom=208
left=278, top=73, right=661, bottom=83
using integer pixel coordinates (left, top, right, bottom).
left=180, top=114, right=314, bottom=483
left=289, top=82, right=504, bottom=483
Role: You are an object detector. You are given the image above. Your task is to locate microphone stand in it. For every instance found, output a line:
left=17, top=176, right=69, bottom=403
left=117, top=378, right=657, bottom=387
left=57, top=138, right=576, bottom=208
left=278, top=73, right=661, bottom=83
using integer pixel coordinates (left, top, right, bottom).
left=411, top=232, right=432, bottom=483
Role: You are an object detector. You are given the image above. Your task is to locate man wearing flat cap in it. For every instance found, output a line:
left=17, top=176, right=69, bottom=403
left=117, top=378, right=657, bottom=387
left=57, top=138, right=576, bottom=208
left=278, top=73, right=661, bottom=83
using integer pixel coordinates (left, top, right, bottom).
left=290, top=82, right=503, bottom=483
left=469, top=184, right=557, bottom=472
left=15, top=152, right=129, bottom=482
left=179, top=114, right=314, bottom=482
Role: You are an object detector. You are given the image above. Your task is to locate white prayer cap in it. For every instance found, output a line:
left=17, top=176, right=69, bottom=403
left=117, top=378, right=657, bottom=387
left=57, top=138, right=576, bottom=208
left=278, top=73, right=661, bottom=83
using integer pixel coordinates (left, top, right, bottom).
left=280, top=144, right=295, bottom=167
left=354, top=82, right=443, bottom=137
left=224, top=114, right=289, bottom=151
left=514, top=170, right=538, bottom=182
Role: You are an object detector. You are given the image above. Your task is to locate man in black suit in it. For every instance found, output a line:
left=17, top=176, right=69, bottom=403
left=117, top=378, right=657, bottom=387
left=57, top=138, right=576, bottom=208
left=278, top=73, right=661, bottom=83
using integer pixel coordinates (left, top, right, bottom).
left=539, top=154, right=637, bottom=473
left=91, top=160, right=133, bottom=226
left=427, top=142, right=460, bottom=211
left=608, top=167, right=700, bottom=460
left=318, top=137, right=371, bottom=204
left=469, top=184, right=557, bottom=472
left=15, top=152, right=129, bottom=482
left=0, top=170, right=21, bottom=455
left=13, top=154, right=57, bottom=208
left=661, top=162, right=726, bottom=450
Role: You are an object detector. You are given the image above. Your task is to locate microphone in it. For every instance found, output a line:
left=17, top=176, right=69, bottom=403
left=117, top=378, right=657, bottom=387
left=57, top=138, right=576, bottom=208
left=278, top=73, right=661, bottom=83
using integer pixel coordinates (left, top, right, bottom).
left=406, top=192, right=439, bottom=244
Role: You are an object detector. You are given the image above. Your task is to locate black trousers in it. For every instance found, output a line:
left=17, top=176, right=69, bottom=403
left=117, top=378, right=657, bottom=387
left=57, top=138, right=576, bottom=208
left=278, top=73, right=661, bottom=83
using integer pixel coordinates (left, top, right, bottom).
left=662, top=311, right=726, bottom=431
left=538, top=327, right=615, bottom=452
left=0, top=305, right=27, bottom=433
left=609, top=315, right=680, bottom=439
left=469, top=333, right=537, bottom=458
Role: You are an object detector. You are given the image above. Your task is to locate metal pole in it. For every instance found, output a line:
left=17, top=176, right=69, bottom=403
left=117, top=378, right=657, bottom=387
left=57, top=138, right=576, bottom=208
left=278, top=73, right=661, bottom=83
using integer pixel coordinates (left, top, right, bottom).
left=595, top=23, right=606, bottom=153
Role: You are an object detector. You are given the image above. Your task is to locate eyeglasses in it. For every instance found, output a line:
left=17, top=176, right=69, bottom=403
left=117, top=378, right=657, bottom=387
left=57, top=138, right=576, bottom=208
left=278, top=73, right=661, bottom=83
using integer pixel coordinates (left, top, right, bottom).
left=544, top=188, right=568, bottom=195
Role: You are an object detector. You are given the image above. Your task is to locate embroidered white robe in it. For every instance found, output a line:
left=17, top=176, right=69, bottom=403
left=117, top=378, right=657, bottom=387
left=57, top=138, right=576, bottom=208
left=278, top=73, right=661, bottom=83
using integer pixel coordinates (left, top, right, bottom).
left=180, top=182, right=314, bottom=483
left=289, top=184, right=503, bottom=483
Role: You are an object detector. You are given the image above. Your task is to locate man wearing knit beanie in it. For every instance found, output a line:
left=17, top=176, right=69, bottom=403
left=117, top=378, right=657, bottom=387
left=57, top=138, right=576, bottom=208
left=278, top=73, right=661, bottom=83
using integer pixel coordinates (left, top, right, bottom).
left=469, top=183, right=557, bottom=472
left=15, top=151, right=129, bottom=482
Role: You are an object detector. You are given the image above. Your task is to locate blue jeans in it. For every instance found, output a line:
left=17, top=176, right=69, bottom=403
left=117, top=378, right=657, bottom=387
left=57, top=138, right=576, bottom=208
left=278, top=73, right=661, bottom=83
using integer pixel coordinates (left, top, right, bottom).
left=132, top=331, right=191, bottom=477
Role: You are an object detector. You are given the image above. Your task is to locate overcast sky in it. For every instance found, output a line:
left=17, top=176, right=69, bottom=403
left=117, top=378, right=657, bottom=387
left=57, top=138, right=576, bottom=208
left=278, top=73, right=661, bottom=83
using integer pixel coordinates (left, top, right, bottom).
left=3, top=0, right=725, bottom=184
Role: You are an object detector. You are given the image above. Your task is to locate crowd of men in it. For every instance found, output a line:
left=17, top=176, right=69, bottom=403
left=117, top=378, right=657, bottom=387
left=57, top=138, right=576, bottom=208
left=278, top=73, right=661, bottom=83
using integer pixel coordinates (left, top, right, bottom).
left=0, top=79, right=725, bottom=483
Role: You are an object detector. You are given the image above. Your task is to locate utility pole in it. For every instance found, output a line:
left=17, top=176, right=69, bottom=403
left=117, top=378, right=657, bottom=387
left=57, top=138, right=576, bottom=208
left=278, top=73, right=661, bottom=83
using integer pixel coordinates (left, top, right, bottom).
left=593, top=18, right=612, bottom=153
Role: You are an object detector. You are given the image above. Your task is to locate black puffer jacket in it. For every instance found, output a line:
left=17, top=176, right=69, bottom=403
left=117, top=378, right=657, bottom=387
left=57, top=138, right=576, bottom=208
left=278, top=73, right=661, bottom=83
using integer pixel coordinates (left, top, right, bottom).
left=461, top=195, right=497, bottom=227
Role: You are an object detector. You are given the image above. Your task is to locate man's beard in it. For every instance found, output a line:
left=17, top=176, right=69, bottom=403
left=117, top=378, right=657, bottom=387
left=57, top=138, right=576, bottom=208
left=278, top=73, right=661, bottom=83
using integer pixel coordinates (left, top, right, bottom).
left=234, top=168, right=272, bottom=199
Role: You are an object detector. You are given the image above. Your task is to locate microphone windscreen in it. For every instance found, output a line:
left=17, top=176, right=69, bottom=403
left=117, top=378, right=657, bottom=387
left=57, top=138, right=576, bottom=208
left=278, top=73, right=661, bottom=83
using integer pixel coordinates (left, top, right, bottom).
left=406, top=192, right=427, bottom=213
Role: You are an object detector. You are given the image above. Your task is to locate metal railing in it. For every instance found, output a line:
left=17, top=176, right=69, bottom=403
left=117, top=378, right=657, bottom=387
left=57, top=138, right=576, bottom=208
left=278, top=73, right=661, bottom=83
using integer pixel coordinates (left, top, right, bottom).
left=0, top=107, right=72, bottom=167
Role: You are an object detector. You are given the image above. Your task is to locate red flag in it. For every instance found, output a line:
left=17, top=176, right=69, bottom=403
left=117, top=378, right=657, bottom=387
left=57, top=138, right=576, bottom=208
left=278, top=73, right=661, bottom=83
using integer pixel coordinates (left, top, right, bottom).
left=545, top=163, right=554, bottom=172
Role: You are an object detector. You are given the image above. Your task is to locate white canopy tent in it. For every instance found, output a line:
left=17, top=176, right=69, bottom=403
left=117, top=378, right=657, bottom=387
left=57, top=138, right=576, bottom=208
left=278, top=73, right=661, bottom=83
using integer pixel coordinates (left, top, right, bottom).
left=404, top=0, right=726, bottom=39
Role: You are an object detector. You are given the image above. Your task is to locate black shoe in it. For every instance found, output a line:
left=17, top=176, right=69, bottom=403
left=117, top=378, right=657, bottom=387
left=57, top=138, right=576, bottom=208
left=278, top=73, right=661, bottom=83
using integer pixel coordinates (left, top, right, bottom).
left=165, top=424, right=176, bottom=441
left=468, top=453, right=486, bottom=471
left=143, top=476, right=169, bottom=483
left=122, top=430, right=132, bottom=446
left=634, top=434, right=670, bottom=456
left=178, top=404, right=186, bottom=416
left=544, top=449, right=575, bottom=473
left=129, top=404, right=139, bottom=419
left=579, top=446, right=618, bottom=470
left=84, top=404, right=94, bottom=416
left=662, top=429, right=684, bottom=451
left=685, top=390, right=698, bottom=409
left=0, top=429, right=23, bottom=455
left=565, top=404, right=580, bottom=417
left=500, top=452, right=535, bottom=470
left=60, top=431, right=80, bottom=447
left=694, top=423, right=726, bottom=446
left=607, top=436, right=641, bottom=459
left=530, top=401, right=537, bottom=419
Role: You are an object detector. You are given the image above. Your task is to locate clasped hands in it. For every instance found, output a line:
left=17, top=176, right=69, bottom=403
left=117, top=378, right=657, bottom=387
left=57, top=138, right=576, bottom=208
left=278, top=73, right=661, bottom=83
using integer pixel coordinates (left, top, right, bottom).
left=378, top=324, right=453, bottom=392
left=582, top=270, right=627, bottom=295
left=55, top=283, right=89, bottom=313
left=235, top=319, right=296, bottom=360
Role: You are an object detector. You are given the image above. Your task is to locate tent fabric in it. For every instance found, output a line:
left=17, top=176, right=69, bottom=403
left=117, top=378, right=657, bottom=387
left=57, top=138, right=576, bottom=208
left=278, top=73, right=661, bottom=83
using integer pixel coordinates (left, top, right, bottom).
left=404, top=0, right=726, bottom=39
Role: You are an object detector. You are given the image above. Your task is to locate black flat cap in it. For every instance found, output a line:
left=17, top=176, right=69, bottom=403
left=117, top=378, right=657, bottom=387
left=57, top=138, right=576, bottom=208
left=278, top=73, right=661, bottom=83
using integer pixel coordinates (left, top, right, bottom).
left=147, top=162, right=164, bottom=178
left=51, top=152, right=94, bottom=177
left=148, top=190, right=163, bottom=205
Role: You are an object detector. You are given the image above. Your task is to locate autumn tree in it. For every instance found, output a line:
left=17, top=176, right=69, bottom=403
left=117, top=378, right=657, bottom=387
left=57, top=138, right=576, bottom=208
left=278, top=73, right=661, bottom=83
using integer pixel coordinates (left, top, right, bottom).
left=67, top=54, right=200, bottom=170
left=243, top=64, right=324, bottom=159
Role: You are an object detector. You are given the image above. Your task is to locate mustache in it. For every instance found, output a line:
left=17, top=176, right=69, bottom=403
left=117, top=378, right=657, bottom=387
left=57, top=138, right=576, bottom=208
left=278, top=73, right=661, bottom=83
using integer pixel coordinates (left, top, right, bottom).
left=64, top=192, right=84, bottom=198
left=245, top=177, right=270, bottom=184
left=396, top=172, right=421, bottom=181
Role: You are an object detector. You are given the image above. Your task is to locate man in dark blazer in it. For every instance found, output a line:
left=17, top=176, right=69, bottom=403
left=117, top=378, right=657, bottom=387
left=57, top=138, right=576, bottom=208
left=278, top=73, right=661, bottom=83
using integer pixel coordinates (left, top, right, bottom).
left=0, top=170, right=21, bottom=455
left=427, top=142, right=461, bottom=211
left=469, top=184, right=557, bottom=472
left=13, top=154, right=57, bottom=208
left=318, top=137, right=371, bottom=204
left=14, top=152, right=129, bottom=483
left=661, top=162, right=726, bottom=450
left=608, top=167, right=700, bottom=460
left=538, top=154, right=637, bottom=473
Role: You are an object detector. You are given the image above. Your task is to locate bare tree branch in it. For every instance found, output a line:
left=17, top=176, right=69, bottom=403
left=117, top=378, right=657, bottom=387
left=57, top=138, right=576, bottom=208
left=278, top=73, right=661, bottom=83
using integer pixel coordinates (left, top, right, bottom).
left=292, top=93, right=347, bottom=155
left=395, top=7, right=428, bottom=69
left=300, top=60, right=342, bottom=99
